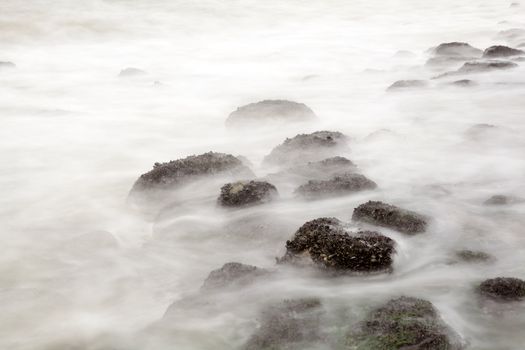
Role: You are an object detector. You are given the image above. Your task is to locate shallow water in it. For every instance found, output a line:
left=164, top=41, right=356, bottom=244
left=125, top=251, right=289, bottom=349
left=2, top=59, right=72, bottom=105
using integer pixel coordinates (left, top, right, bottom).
left=2, top=0, right=525, bottom=349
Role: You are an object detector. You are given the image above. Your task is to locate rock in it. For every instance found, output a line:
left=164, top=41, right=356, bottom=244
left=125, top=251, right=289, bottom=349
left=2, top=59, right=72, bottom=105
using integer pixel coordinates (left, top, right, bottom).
left=387, top=80, right=428, bottom=91
left=393, top=50, right=416, bottom=58
left=510, top=2, right=520, bottom=7
left=455, top=249, right=493, bottom=263
left=244, top=298, right=323, bottom=350
left=431, top=42, right=483, bottom=57
left=346, top=296, right=463, bottom=350
left=465, top=123, right=497, bottom=140
left=218, top=180, right=278, bottom=207
left=484, top=195, right=513, bottom=205
left=263, top=131, right=349, bottom=167
left=425, top=56, right=472, bottom=69
left=279, top=218, right=396, bottom=273
left=130, top=152, right=254, bottom=197
left=201, top=262, right=269, bottom=290
left=0, top=61, right=16, bottom=69
left=294, top=173, right=377, bottom=199
left=456, top=60, right=518, bottom=74
left=451, top=79, right=477, bottom=87
left=483, top=45, right=525, bottom=58
left=478, top=277, right=525, bottom=301
left=352, top=201, right=428, bottom=234
left=118, top=67, right=146, bottom=77
left=226, top=100, right=317, bottom=127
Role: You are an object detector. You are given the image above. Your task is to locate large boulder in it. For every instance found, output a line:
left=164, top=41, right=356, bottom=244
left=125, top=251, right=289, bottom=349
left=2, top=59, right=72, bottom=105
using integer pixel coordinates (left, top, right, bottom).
left=201, top=262, right=270, bottom=291
left=218, top=180, right=278, bottom=207
left=478, top=277, right=525, bottom=301
left=430, top=42, right=483, bottom=57
left=346, top=296, right=463, bottom=349
left=263, top=131, right=349, bottom=167
left=244, top=298, right=323, bottom=350
left=226, top=100, right=317, bottom=127
left=483, top=45, right=524, bottom=58
left=352, top=201, right=428, bottom=234
left=279, top=217, right=395, bottom=273
left=294, top=173, right=377, bottom=199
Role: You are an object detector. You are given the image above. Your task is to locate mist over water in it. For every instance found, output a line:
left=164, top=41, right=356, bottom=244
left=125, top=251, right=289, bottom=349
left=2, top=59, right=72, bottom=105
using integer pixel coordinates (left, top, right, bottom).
left=2, top=0, right=525, bottom=349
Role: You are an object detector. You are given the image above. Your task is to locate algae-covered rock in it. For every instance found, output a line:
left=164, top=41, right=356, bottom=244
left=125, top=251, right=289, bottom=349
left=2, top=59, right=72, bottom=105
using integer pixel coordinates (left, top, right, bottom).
left=218, top=180, right=278, bottom=207
left=352, top=201, right=428, bottom=234
left=294, top=173, right=377, bottom=199
left=226, top=100, right=317, bottom=127
left=478, top=277, right=525, bottom=301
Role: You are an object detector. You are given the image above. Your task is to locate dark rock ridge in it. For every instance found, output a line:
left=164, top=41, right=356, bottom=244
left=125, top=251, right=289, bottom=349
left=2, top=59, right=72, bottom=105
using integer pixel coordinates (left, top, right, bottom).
left=0, top=61, right=16, bottom=69
left=483, top=45, right=524, bottom=58
left=218, top=180, right=278, bottom=207
left=455, top=249, right=493, bottom=263
left=263, top=131, right=349, bottom=167
left=346, top=296, right=463, bottom=349
left=478, top=277, right=525, bottom=301
left=279, top=217, right=396, bottom=273
left=387, top=80, right=428, bottom=91
left=118, top=67, right=147, bottom=77
left=244, top=298, right=323, bottom=350
left=295, top=173, right=377, bottom=199
left=226, top=100, right=317, bottom=127
left=201, top=262, right=269, bottom=290
left=431, top=42, right=483, bottom=57
left=352, top=201, right=428, bottom=234
left=130, top=152, right=254, bottom=195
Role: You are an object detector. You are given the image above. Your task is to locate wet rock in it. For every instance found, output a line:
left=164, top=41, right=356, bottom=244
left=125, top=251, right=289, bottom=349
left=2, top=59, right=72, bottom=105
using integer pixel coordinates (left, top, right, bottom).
left=201, top=262, right=270, bottom=291
left=483, top=45, right=524, bottom=58
left=352, top=201, right=428, bottom=234
left=294, top=173, right=377, bottom=199
left=0, top=61, right=16, bottom=69
left=455, top=249, right=493, bottom=263
left=456, top=60, right=518, bottom=74
left=451, top=79, right=477, bottom=87
left=431, top=42, right=483, bottom=57
left=387, top=80, right=428, bottom=91
left=263, top=131, right=349, bottom=167
left=279, top=218, right=396, bottom=273
left=244, top=298, right=323, bottom=350
left=218, top=180, right=278, bottom=207
left=478, top=277, right=525, bottom=301
left=226, top=100, right=317, bottom=127
left=346, top=296, right=463, bottom=350
left=484, top=194, right=513, bottom=205
left=118, top=67, right=146, bottom=77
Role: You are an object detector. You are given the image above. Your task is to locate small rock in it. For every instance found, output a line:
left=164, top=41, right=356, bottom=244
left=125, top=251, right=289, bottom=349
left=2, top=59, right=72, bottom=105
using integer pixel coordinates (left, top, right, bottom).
left=451, top=79, right=477, bottom=87
left=279, top=217, right=396, bottom=273
left=478, top=277, right=525, bottom=301
left=455, top=249, right=493, bottom=263
left=294, top=173, right=377, bottom=199
left=431, top=42, right=483, bottom=57
left=118, top=67, right=147, bottom=77
left=201, top=262, right=269, bottom=290
left=484, top=194, right=513, bottom=205
left=218, top=180, right=278, bottom=207
left=465, top=123, right=497, bottom=140
left=226, top=100, right=317, bottom=127
left=352, top=200, right=428, bottom=234
left=0, top=61, right=16, bottom=69
left=387, top=80, right=428, bottom=91
left=483, top=45, right=525, bottom=58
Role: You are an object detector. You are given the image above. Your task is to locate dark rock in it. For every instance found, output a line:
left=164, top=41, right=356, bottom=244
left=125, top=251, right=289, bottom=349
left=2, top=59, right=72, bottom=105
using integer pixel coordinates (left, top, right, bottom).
left=387, top=80, right=428, bottom=91
left=478, top=277, right=525, bottom=301
left=455, top=249, right=493, bottom=263
left=484, top=195, right=511, bottom=205
left=218, top=180, right=278, bottom=207
left=483, top=45, right=524, bottom=58
left=431, top=42, right=483, bottom=57
left=279, top=218, right=396, bottom=273
left=352, top=201, right=428, bottom=234
left=201, top=262, right=269, bottom=290
left=451, top=79, right=477, bottom=87
left=456, top=60, right=518, bottom=74
left=263, top=131, right=349, bottom=167
left=226, top=100, right=317, bottom=127
left=244, top=298, right=323, bottom=350
left=118, top=67, right=147, bottom=77
left=294, top=173, right=377, bottom=199
left=346, top=296, right=463, bottom=350
left=0, top=61, right=16, bottom=69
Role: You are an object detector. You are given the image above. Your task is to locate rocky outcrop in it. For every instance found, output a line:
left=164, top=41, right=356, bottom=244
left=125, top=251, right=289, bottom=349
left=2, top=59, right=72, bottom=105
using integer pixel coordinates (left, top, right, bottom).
left=478, top=277, right=525, bottom=301
left=352, top=201, right=428, bottom=234
left=218, top=180, right=278, bottom=207
left=483, top=45, right=524, bottom=58
left=201, top=262, right=269, bottom=290
left=226, top=100, right=317, bottom=127
left=294, top=173, right=377, bottom=199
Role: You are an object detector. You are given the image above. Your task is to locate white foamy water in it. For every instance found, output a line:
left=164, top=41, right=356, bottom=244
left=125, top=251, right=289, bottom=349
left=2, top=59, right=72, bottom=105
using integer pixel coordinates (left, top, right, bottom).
left=2, top=0, right=525, bottom=349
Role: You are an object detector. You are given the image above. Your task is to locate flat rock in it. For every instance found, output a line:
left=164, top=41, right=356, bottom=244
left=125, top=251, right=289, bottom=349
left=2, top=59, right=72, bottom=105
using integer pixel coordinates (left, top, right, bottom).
left=201, top=262, right=269, bottom=291
left=483, top=45, right=524, bottom=58
left=387, top=79, right=428, bottom=91
left=279, top=217, right=396, bottom=273
left=294, top=172, right=377, bottom=199
left=226, top=100, right=317, bottom=127
left=352, top=201, right=428, bottom=234
left=478, top=277, right=525, bottom=301
left=218, top=180, right=278, bottom=207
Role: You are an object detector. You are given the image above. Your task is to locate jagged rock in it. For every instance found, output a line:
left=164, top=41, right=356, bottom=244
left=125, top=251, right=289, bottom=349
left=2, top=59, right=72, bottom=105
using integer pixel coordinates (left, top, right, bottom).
left=294, top=173, right=377, bottom=199
left=0, top=61, right=16, bottom=69
left=346, top=297, right=463, bottom=350
left=431, top=42, right=483, bottom=57
left=201, top=262, right=269, bottom=290
left=226, top=100, right=317, bottom=127
left=244, top=298, right=323, bottom=350
left=279, top=218, right=395, bottom=273
left=483, top=45, right=524, bottom=58
left=387, top=80, right=428, bottom=91
left=263, top=131, right=349, bottom=167
left=478, top=277, right=525, bottom=301
left=218, top=180, right=278, bottom=207
left=352, top=201, right=428, bottom=234
left=118, top=67, right=147, bottom=77
left=455, top=249, right=493, bottom=263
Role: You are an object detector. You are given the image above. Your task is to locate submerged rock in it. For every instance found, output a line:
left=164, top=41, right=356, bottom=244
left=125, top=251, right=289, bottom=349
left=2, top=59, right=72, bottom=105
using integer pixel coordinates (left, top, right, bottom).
left=352, top=201, right=428, bottom=234
left=346, top=296, right=463, bottom=350
left=457, top=60, right=518, bottom=74
left=218, top=180, right=278, bottom=207
left=451, top=79, right=477, bottom=87
left=465, top=123, right=497, bottom=140
left=294, top=173, right=377, bottom=199
left=263, top=131, right=349, bottom=167
left=483, top=45, right=524, bottom=58
left=118, top=67, right=147, bottom=77
left=431, top=42, right=483, bottom=57
left=387, top=80, right=428, bottom=91
left=0, top=61, right=16, bottom=69
left=244, top=298, right=323, bottom=350
left=455, top=249, right=493, bottom=263
left=268, top=156, right=357, bottom=183
left=483, top=194, right=522, bottom=205
left=279, top=217, right=396, bottom=273
left=201, top=262, right=269, bottom=291
left=478, top=277, right=525, bottom=301
left=226, top=100, right=317, bottom=127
